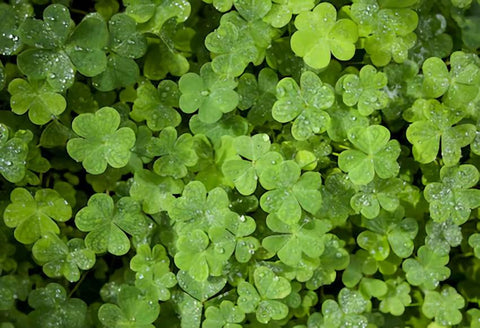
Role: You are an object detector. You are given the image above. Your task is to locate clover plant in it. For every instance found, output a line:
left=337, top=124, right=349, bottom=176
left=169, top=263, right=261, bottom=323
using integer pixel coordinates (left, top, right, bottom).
left=1, top=0, right=480, bottom=327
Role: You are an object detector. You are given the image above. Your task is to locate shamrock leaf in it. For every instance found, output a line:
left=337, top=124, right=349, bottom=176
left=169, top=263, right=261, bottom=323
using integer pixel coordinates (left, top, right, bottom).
left=0, top=3, right=28, bottom=55
left=222, top=134, right=283, bottom=195
left=75, top=194, right=151, bottom=255
left=350, top=177, right=404, bottom=219
left=27, top=283, right=88, bottom=328
left=203, top=300, right=245, bottom=328
left=291, top=2, right=358, bottom=69
left=378, top=278, right=411, bottom=316
left=402, top=246, right=450, bottom=290
left=124, top=0, right=190, bottom=35
left=205, top=8, right=276, bottom=77
left=146, top=127, right=198, bottom=179
left=32, top=233, right=95, bottom=282
left=98, top=285, right=160, bottom=328
left=237, top=266, right=291, bottom=324
left=422, top=52, right=480, bottom=106
left=130, top=244, right=177, bottom=301
left=405, top=99, right=476, bottom=165
left=319, top=171, right=356, bottom=225
left=262, top=214, right=331, bottom=269
left=3, top=188, right=71, bottom=244
left=260, top=161, right=323, bottom=224
left=264, top=0, right=315, bottom=28
left=237, top=68, right=277, bottom=126
left=424, top=164, right=480, bottom=224
left=17, top=5, right=109, bottom=91
left=129, top=169, right=183, bottom=214
left=351, top=0, right=418, bottom=66
left=67, top=107, right=136, bottom=175
left=422, top=286, right=465, bottom=326
left=179, top=63, right=239, bottom=123
left=272, top=71, right=334, bottom=141
left=321, top=288, right=370, bottom=328
left=177, top=270, right=226, bottom=302
left=338, top=125, right=401, bottom=185
left=306, top=234, right=349, bottom=289
left=425, top=220, right=462, bottom=256
left=92, top=13, right=147, bottom=91
left=174, top=228, right=235, bottom=281
left=0, top=124, right=29, bottom=183
left=8, top=78, right=66, bottom=125
left=131, top=80, right=181, bottom=131
left=335, top=65, right=389, bottom=116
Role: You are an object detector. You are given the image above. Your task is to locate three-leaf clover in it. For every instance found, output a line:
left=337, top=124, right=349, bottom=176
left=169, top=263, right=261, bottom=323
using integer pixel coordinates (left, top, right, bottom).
left=378, top=278, right=411, bottom=316
left=130, top=244, right=177, bottom=301
left=259, top=160, right=323, bottom=224
left=8, top=78, right=66, bottom=125
left=272, top=71, right=334, bottom=141
left=75, top=194, right=151, bottom=255
left=204, top=5, right=276, bottom=77
left=67, top=107, right=136, bottom=175
left=321, top=288, right=370, bottom=328
left=422, top=52, right=480, bottom=106
left=237, top=266, right=291, bottom=324
left=424, top=164, right=480, bottom=224
left=222, top=134, right=283, bottom=195
left=146, top=127, right=198, bottom=179
left=131, top=80, right=181, bottom=131
left=3, top=188, right=71, bottom=244
left=405, top=99, right=476, bottom=165
left=291, top=2, right=358, bottom=69
left=32, top=233, right=95, bottom=282
left=203, top=300, right=245, bottom=328
left=338, top=125, right=401, bottom=185
left=264, top=0, right=315, bottom=28
left=425, top=220, right=462, bottom=256
left=0, top=124, right=29, bottom=183
left=129, top=169, right=183, bottom=214
left=179, top=63, right=239, bottom=123
left=262, top=214, right=331, bottom=269
left=92, top=13, right=147, bottom=91
left=335, top=65, right=389, bottom=116
left=98, top=285, right=160, bottom=328
left=402, top=246, right=450, bottom=290
left=422, top=286, right=465, bottom=326
left=27, top=283, right=88, bottom=328
left=124, top=0, right=191, bottom=35
left=17, top=5, right=109, bottom=91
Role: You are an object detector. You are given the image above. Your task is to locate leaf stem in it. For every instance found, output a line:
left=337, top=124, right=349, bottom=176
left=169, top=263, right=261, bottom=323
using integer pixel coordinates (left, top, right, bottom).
left=68, top=271, right=88, bottom=298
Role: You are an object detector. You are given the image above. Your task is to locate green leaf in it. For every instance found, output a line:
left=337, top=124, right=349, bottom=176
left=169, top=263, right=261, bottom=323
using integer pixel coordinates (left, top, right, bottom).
left=336, top=65, right=389, bottom=116
left=177, top=270, right=226, bottom=302
left=378, top=278, right=411, bottom=316
left=131, top=80, right=181, bottom=131
left=32, top=233, right=95, bottom=282
left=8, top=79, right=66, bottom=125
left=129, top=169, right=183, bottom=214
left=402, top=246, right=450, bottom=290
left=3, top=188, right=71, bottom=244
left=179, top=63, right=239, bottom=123
left=272, top=71, right=333, bottom=141
left=338, top=125, right=401, bottom=185
left=424, top=164, right=480, bottom=224
left=203, top=300, right=245, bottom=328
left=28, top=283, right=88, bottom=328
left=0, top=124, right=29, bottom=183
left=422, top=286, right=465, bottom=326
left=91, top=53, right=139, bottom=91
left=75, top=194, right=151, bottom=255
left=405, top=99, right=476, bottom=165
left=0, top=3, right=26, bottom=55
left=98, top=285, right=159, bottom=328
left=291, top=2, right=358, bottom=69
left=67, top=107, right=136, bottom=174
left=147, top=127, right=198, bottom=179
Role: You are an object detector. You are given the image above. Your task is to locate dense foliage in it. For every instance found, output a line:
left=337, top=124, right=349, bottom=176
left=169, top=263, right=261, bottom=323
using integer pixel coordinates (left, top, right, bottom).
left=1, top=0, right=480, bottom=327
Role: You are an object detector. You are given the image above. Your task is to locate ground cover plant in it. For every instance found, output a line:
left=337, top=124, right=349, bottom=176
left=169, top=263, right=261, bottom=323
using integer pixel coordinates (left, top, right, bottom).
left=1, top=0, right=480, bottom=327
